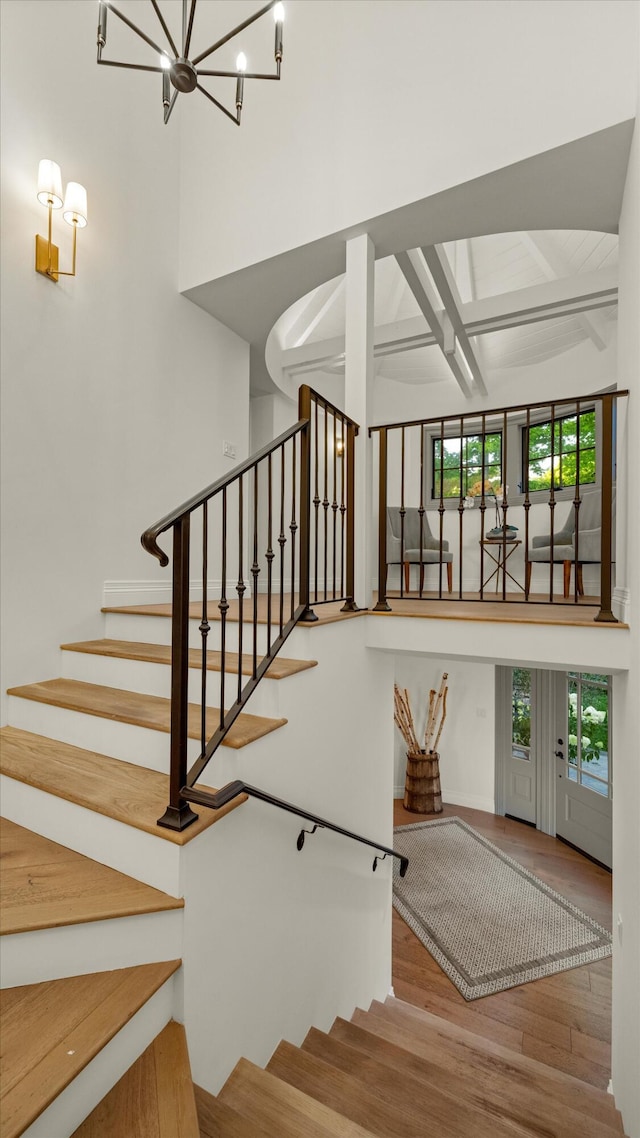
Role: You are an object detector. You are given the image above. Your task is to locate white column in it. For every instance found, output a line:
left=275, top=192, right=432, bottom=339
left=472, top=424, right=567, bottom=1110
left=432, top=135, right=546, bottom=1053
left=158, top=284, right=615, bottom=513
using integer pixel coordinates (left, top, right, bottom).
left=345, top=233, right=375, bottom=608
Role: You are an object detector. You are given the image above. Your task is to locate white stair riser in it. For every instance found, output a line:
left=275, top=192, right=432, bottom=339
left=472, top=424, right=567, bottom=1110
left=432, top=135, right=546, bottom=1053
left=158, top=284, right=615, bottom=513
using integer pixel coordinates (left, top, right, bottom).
left=1, top=909, right=183, bottom=988
left=61, top=649, right=282, bottom=719
left=20, top=975, right=178, bottom=1138
left=0, top=775, right=183, bottom=894
left=103, top=610, right=296, bottom=655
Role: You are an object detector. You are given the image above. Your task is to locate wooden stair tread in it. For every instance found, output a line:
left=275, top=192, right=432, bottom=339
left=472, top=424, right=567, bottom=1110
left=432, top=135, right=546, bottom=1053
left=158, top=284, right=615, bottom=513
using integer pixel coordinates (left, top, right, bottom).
left=370, top=998, right=623, bottom=1130
left=0, top=727, right=246, bottom=844
left=61, top=638, right=318, bottom=680
left=219, top=1057, right=376, bottom=1137
left=301, top=1027, right=527, bottom=1138
left=6, top=678, right=287, bottom=749
left=71, top=1020, right=199, bottom=1137
left=0, top=817, right=183, bottom=935
left=338, top=1015, right=622, bottom=1138
left=102, top=598, right=365, bottom=628
left=0, top=959, right=180, bottom=1138
left=194, top=1083, right=273, bottom=1138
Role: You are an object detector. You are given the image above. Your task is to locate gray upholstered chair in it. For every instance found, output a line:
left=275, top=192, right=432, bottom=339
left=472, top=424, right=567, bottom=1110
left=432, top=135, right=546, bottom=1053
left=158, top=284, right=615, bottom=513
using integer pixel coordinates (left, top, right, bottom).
left=387, top=506, right=453, bottom=593
left=525, top=489, right=614, bottom=597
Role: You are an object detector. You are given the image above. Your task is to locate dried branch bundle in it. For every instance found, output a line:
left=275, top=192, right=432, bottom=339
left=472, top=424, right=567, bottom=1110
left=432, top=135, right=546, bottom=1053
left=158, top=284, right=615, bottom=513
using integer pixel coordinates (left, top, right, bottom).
left=393, top=673, right=449, bottom=756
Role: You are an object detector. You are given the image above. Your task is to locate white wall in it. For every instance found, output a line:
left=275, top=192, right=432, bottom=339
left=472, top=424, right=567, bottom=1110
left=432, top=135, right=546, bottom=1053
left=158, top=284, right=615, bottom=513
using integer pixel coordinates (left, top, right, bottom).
left=0, top=1, right=249, bottom=717
left=181, top=619, right=394, bottom=1092
left=178, top=0, right=638, bottom=291
left=392, top=654, right=495, bottom=812
left=612, top=32, right=640, bottom=1133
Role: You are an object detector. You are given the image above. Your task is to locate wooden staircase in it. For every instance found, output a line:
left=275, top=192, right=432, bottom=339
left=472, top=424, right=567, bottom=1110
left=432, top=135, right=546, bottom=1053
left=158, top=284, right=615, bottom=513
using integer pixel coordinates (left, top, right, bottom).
left=0, top=603, right=629, bottom=1135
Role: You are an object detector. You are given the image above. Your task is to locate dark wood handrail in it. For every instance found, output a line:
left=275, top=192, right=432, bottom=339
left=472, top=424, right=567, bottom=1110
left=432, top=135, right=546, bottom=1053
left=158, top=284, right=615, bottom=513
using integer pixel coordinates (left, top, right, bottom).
left=141, top=418, right=308, bottom=567
left=368, top=389, right=629, bottom=435
left=183, top=780, right=409, bottom=876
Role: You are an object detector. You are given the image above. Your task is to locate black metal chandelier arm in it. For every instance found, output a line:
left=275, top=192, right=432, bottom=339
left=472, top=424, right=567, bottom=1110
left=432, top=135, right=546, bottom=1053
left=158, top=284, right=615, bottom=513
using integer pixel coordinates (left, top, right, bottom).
left=150, top=0, right=179, bottom=58
left=198, top=68, right=281, bottom=81
left=164, top=89, right=179, bottom=126
left=196, top=83, right=239, bottom=125
left=192, top=0, right=276, bottom=66
left=104, top=1, right=166, bottom=58
left=184, top=0, right=197, bottom=59
left=97, top=59, right=166, bottom=74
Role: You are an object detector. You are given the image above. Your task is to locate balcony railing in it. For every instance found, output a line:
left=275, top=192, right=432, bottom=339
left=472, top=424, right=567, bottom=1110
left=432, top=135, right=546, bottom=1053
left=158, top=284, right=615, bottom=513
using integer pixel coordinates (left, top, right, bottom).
left=370, top=390, right=628, bottom=623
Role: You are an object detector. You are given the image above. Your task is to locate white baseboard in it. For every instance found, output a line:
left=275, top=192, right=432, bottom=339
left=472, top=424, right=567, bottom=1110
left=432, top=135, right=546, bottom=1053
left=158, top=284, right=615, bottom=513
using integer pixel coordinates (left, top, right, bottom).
left=612, top=587, right=630, bottom=624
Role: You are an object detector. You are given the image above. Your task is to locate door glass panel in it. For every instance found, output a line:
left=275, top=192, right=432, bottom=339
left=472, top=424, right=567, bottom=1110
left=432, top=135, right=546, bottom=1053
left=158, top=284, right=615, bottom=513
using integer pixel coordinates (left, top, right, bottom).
left=512, top=668, right=531, bottom=760
left=567, top=672, right=611, bottom=798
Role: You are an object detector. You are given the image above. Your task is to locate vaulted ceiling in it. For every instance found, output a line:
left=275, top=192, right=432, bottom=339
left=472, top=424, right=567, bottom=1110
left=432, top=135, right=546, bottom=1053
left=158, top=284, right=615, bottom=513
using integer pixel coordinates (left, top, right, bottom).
left=275, top=229, right=618, bottom=396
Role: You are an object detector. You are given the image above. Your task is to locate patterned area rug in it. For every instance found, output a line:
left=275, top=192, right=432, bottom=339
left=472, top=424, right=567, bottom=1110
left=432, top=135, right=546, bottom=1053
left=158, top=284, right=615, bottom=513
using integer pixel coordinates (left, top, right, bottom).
left=392, top=816, right=611, bottom=1001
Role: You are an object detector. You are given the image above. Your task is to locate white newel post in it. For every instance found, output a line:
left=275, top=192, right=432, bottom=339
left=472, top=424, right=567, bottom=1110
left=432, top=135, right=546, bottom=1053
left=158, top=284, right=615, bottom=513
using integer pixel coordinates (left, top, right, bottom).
left=345, top=233, right=375, bottom=610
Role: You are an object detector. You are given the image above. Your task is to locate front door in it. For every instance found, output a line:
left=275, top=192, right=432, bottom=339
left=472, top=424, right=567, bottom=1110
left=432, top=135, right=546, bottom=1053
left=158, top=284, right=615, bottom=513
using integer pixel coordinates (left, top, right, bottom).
left=555, top=672, right=612, bottom=869
left=503, top=667, right=537, bottom=825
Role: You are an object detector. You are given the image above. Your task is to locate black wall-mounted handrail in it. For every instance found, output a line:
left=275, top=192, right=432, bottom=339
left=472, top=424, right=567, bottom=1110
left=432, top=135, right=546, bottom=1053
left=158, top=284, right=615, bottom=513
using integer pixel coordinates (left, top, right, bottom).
left=183, top=779, right=409, bottom=877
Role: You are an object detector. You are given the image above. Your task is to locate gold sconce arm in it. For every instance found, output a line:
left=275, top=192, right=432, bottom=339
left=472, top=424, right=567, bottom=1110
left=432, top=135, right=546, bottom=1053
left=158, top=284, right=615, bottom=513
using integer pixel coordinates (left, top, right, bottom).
left=35, top=167, right=86, bottom=283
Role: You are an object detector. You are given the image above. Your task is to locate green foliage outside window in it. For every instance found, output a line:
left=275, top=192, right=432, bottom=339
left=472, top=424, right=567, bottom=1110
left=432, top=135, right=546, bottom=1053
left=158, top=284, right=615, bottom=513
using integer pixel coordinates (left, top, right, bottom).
left=526, top=410, right=596, bottom=492
left=567, top=674, right=608, bottom=767
left=432, top=432, right=502, bottom=499
left=512, top=667, right=531, bottom=749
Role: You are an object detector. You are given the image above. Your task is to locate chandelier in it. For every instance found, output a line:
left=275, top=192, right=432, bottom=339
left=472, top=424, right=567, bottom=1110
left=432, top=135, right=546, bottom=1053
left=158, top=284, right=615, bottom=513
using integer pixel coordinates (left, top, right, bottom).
left=96, top=1, right=285, bottom=125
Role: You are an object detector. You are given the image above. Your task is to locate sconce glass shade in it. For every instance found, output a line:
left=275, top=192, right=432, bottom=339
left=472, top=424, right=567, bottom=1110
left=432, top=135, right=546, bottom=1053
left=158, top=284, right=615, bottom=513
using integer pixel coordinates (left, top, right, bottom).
left=62, top=182, right=88, bottom=228
left=37, top=160, right=63, bottom=208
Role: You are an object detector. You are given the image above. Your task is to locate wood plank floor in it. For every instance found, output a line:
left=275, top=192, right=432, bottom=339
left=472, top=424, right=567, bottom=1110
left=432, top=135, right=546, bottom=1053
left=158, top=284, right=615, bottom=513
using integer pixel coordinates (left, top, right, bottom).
left=392, top=801, right=612, bottom=1089
left=104, top=594, right=628, bottom=629
left=0, top=818, right=182, bottom=935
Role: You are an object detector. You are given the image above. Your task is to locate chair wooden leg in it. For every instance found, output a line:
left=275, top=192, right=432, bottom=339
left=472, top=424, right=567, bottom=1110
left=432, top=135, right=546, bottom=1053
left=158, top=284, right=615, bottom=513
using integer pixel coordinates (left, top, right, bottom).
left=577, top=563, right=584, bottom=596
left=525, top=562, right=532, bottom=594
left=563, top=561, right=571, bottom=599
left=403, top=562, right=410, bottom=592
left=446, top=563, right=452, bottom=593
left=419, top=564, right=425, bottom=593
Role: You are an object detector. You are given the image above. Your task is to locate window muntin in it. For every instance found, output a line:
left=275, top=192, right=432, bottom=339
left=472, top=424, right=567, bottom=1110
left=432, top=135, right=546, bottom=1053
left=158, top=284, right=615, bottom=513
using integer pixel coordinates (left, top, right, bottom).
left=432, top=431, right=502, bottom=500
left=525, top=410, right=596, bottom=493
left=567, top=672, right=610, bottom=798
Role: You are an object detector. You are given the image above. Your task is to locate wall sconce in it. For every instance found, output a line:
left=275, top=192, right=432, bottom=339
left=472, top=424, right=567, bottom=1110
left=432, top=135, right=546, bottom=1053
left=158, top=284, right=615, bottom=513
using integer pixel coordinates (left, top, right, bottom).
left=35, top=160, right=88, bottom=282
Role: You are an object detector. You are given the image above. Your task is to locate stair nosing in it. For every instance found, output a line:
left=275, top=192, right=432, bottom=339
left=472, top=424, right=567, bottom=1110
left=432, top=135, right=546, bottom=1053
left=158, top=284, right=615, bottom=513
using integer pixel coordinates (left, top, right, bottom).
left=60, top=639, right=318, bottom=680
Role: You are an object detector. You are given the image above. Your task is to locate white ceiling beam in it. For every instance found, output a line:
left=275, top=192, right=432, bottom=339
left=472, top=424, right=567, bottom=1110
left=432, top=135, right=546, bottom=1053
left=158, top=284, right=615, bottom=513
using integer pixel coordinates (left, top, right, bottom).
left=280, top=268, right=617, bottom=376
left=285, top=277, right=345, bottom=348
left=520, top=231, right=609, bottom=351
left=395, top=249, right=472, bottom=397
left=422, top=244, right=488, bottom=395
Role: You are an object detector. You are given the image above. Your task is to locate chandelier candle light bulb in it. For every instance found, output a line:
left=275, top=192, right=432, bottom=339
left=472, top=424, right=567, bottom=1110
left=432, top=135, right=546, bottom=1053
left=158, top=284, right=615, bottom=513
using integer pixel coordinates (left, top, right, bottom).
left=274, top=2, right=285, bottom=63
left=236, top=52, right=247, bottom=113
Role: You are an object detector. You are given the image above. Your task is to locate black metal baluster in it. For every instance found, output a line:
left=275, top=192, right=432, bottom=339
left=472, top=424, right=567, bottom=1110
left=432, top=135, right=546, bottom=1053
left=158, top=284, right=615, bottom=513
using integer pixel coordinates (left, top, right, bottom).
left=200, top=502, right=209, bottom=756
left=340, top=415, right=346, bottom=599
left=524, top=409, right=531, bottom=601
left=573, top=400, right=581, bottom=604
left=374, top=428, right=391, bottom=611
left=438, top=419, right=445, bottom=600
left=418, top=425, right=425, bottom=598
left=341, top=418, right=358, bottom=612
left=266, top=453, right=273, bottom=654
left=332, top=411, right=338, bottom=599
left=549, top=403, right=556, bottom=603
left=400, top=427, right=406, bottom=598
left=298, top=384, right=317, bottom=623
left=323, top=403, right=329, bottom=600
left=313, top=398, right=320, bottom=603
left=279, top=442, right=286, bottom=635
left=219, top=488, right=228, bottom=730
left=595, top=393, right=617, bottom=622
left=501, top=410, right=508, bottom=601
left=290, top=432, right=297, bottom=620
left=458, top=417, right=464, bottom=600
left=480, top=414, right=486, bottom=599
left=252, top=465, right=260, bottom=678
left=237, top=475, right=246, bottom=704
left=157, top=516, right=198, bottom=831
